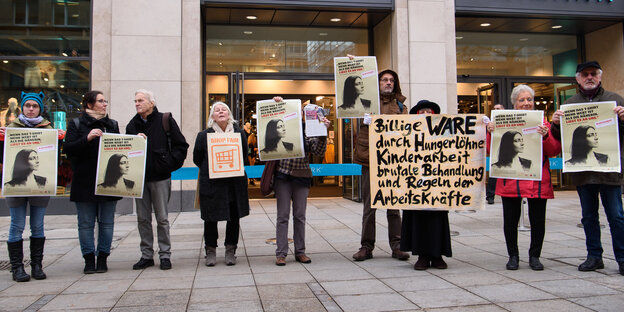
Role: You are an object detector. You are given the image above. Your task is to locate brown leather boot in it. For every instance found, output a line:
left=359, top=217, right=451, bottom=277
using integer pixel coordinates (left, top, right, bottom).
left=392, top=249, right=410, bottom=261
left=352, top=247, right=372, bottom=261
left=413, top=256, right=430, bottom=270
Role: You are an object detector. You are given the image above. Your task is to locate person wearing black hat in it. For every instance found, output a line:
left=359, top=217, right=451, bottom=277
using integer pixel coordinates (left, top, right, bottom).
left=401, top=100, right=453, bottom=270
left=551, top=61, right=624, bottom=275
left=352, top=68, right=410, bottom=262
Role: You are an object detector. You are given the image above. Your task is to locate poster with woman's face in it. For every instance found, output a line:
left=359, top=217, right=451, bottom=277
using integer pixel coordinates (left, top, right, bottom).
left=257, top=99, right=305, bottom=161
left=2, top=128, right=58, bottom=197
left=489, top=110, right=543, bottom=180
left=334, top=56, right=380, bottom=119
left=561, top=101, right=620, bottom=173
left=95, top=133, right=146, bottom=198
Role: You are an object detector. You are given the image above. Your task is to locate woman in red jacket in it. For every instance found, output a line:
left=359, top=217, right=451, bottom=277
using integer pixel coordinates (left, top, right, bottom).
left=487, top=84, right=561, bottom=271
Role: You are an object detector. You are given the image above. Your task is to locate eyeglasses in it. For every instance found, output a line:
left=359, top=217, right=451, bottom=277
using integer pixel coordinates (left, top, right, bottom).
left=380, top=78, right=395, bottom=83
left=580, top=71, right=599, bottom=78
left=23, top=104, right=40, bottom=109
left=97, top=99, right=109, bottom=104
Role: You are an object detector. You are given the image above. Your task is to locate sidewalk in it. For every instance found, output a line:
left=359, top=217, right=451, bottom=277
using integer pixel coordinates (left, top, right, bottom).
left=0, top=191, right=622, bottom=311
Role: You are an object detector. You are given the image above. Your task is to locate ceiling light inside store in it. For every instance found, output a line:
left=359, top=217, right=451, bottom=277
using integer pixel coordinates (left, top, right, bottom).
left=552, top=25, right=562, bottom=29
left=2, top=60, right=8, bottom=63
left=519, top=38, right=529, bottom=41
left=60, top=85, right=65, bottom=88
left=480, top=23, right=491, bottom=27
left=62, top=52, right=68, bottom=57
left=218, top=42, right=223, bottom=46
left=243, top=31, right=253, bottom=35
left=456, top=36, right=463, bottom=40
left=271, top=54, right=276, bottom=58
left=330, top=18, right=341, bottom=22
left=320, top=32, right=328, bottom=36
left=246, top=15, right=257, bottom=20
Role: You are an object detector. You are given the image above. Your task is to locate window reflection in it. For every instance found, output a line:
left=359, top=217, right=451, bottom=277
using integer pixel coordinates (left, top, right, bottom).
left=206, top=25, right=368, bottom=73
left=456, top=32, right=577, bottom=77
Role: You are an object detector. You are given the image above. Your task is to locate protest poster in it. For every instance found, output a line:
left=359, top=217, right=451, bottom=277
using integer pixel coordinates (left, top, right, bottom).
left=2, top=128, right=58, bottom=197
left=206, top=132, right=245, bottom=179
left=257, top=99, right=305, bottom=161
left=303, top=104, right=328, bottom=137
left=561, top=101, right=620, bottom=173
left=489, top=110, right=543, bottom=180
left=369, top=114, right=486, bottom=211
left=334, top=56, right=380, bottom=119
left=95, top=133, right=146, bottom=198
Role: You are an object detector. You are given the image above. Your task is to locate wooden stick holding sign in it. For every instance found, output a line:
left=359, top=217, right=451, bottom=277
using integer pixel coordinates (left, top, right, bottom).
left=206, top=132, right=245, bottom=179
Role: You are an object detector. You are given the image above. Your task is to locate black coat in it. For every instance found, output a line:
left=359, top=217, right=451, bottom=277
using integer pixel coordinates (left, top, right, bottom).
left=193, top=125, right=249, bottom=222
left=64, top=113, right=121, bottom=202
left=126, top=107, right=189, bottom=182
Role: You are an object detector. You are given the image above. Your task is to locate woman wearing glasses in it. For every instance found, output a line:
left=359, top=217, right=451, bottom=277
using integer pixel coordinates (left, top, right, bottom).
left=65, top=90, right=121, bottom=274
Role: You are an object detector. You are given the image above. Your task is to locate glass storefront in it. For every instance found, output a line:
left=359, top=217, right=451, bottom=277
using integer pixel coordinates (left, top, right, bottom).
left=205, top=25, right=368, bottom=73
left=0, top=0, right=90, bottom=128
left=205, top=24, right=369, bottom=198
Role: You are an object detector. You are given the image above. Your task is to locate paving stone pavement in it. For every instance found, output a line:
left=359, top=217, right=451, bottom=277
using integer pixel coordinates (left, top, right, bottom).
left=0, top=191, right=622, bottom=311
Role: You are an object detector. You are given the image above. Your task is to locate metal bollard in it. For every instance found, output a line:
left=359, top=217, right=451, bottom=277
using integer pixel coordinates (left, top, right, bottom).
left=518, top=198, right=530, bottom=232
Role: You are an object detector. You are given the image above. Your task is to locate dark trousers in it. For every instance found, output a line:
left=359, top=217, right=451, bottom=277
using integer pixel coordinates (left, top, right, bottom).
left=502, top=197, right=546, bottom=258
left=360, top=166, right=402, bottom=251
left=577, top=184, right=624, bottom=261
left=203, top=203, right=240, bottom=248
left=486, top=177, right=497, bottom=200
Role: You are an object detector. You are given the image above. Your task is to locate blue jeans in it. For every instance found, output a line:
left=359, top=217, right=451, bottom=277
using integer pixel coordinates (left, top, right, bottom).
left=8, top=205, right=46, bottom=243
left=75, top=201, right=117, bottom=256
left=577, top=184, right=624, bottom=262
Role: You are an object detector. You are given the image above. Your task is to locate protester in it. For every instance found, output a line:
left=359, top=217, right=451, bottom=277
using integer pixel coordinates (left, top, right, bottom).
left=271, top=96, right=329, bottom=266
left=126, top=89, right=188, bottom=270
left=0, top=91, right=64, bottom=282
left=352, top=67, right=410, bottom=262
left=486, top=104, right=504, bottom=204
left=487, top=84, right=560, bottom=271
left=551, top=61, right=624, bottom=275
left=193, top=102, right=249, bottom=266
left=400, top=100, right=452, bottom=270
left=65, top=90, right=121, bottom=274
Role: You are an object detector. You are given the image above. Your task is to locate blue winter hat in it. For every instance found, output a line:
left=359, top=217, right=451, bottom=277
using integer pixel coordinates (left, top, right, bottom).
left=20, top=91, right=45, bottom=112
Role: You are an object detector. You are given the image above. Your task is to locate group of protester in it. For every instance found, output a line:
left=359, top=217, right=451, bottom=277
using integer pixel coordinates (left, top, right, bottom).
left=3, top=60, right=623, bottom=284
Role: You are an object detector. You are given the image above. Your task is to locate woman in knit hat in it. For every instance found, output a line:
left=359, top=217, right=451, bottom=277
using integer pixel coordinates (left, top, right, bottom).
left=0, top=91, right=64, bottom=282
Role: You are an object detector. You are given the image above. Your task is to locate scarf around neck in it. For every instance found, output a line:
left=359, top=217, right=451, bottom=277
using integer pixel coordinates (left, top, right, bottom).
left=579, top=83, right=601, bottom=100
left=212, top=122, right=233, bottom=133
left=18, top=114, right=43, bottom=127
left=86, top=108, right=107, bottom=120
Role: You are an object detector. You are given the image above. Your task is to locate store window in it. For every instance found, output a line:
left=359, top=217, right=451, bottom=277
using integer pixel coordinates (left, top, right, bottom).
left=206, top=25, right=368, bottom=73
left=456, top=32, right=578, bottom=77
left=0, top=0, right=90, bottom=129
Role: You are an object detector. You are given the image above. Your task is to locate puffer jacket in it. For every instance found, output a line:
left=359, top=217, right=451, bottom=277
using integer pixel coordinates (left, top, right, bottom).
left=551, top=87, right=624, bottom=186
left=353, top=95, right=407, bottom=166
left=487, top=120, right=561, bottom=199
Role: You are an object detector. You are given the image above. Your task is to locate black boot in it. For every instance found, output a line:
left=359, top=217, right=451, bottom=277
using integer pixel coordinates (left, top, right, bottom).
left=7, top=240, right=30, bottom=282
left=83, top=253, right=96, bottom=274
left=96, top=252, right=109, bottom=273
left=29, top=237, right=47, bottom=280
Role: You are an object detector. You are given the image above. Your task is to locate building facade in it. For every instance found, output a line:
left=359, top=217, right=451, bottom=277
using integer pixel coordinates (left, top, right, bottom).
left=1, top=0, right=623, bottom=212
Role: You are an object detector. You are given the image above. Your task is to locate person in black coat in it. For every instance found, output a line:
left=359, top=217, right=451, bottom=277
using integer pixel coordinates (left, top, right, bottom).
left=193, top=101, right=249, bottom=266
left=64, top=90, right=120, bottom=274
left=400, top=100, right=452, bottom=270
left=126, top=89, right=188, bottom=271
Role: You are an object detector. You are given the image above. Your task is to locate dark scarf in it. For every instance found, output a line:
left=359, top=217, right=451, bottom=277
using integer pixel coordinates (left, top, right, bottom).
left=579, top=82, right=601, bottom=100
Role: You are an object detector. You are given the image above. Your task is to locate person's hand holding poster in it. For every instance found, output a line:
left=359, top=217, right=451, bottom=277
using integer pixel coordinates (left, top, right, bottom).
left=257, top=99, right=305, bottom=161
left=2, top=128, right=58, bottom=196
left=489, top=110, right=543, bottom=180
left=369, top=114, right=486, bottom=211
left=303, top=104, right=328, bottom=137
left=95, top=133, right=146, bottom=198
left=334, top=56, right=380, bottom=119
left=561, top=101, right=620, bottom=172
left=206, top=132, right=245, bottom=179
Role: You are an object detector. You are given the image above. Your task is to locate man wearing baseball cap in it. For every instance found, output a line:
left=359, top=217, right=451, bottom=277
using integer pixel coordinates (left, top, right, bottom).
left=551, top=61, right=624, bottom=275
